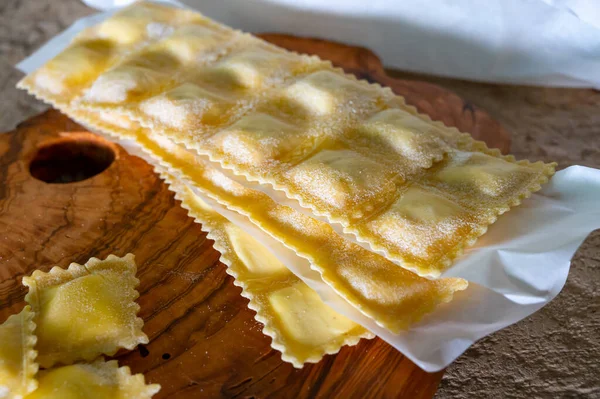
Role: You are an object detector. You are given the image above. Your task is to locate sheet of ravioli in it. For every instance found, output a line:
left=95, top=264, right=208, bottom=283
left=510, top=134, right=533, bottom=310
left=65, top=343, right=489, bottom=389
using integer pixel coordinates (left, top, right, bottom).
left=18, top=2, right=555, bottom=278
left=160, top=172, right=372, bottom=367
left=0, top=306, right=38, bottom=399
left=68, top=108, right=468, bottom=334
left=22, top=254, right=148, bottom=368
left=18, top=2, right=556, bottom=278
left=124, top=53, right=555, bottom=278
left=25, top=358, right=160, bottom=399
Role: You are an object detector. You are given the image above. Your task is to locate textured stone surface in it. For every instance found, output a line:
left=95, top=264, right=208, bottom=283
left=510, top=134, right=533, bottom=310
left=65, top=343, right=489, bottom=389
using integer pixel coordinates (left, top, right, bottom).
left=0, top=0, right=92, bottom=129
left=1, top=1, right=598, bottom=397
left=387, top=74, right=600, bottom=399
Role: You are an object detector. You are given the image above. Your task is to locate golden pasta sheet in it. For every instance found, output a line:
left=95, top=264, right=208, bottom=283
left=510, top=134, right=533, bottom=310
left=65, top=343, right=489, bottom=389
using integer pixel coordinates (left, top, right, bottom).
left=18, top=1, right=556, bottom=278
left=69, top=109, right=467, bottom=334
left=24, top=358, right=159, bottom=399
left=160, top=172, right=372, bottom=367
left=0, top=306, right=38, bottom=399
left=22, top=254, right=148, bottom=368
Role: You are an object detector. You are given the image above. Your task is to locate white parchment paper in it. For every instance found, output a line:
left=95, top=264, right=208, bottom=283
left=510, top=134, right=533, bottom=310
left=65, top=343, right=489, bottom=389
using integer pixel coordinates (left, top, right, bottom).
left=82, top=0, right=600, bottom=88
left=15, top=5, right=600, bottom=371
left=19, top=0, right=600, bottom=88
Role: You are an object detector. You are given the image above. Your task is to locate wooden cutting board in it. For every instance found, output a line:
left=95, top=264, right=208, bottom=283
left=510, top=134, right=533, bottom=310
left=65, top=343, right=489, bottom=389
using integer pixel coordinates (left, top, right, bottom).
left=0, top=35, right=510, bottom=399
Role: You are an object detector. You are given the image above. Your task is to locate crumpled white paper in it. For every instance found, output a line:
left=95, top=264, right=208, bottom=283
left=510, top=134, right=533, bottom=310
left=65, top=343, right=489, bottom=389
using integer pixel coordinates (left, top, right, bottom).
left=15, top=3, right=600, bottom=371
left=79, top=0, right=600, bottom=88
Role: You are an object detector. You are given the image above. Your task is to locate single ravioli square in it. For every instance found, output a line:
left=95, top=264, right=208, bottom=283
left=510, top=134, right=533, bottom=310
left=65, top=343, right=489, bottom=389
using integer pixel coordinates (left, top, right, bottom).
left=356, top=108, right=448, bottom=169
left=83, top=55, right=175, bottom=105
left=285, top=148, right=399, bottom=218
left=357, top=186, right=476, bottom=276
left=207, top=112, right=320, bottom=168
left=223, top=223, right=290, bottom=280
left=432, top=151, right=547, bottom=207
left=282, top=70, right=385, bottom=121
left=139, top=82, right=236, bottom=130
left=92, top=1, right=201, bottom=46
left=152, top=23, right=232, bottom=64
left=0, top=306, right=38, bottom=399
left=201, top=44, right=307, bottom=91
left=26, top=358, right=160, bottom=399
left=82, top=61, right=172, bottom=104
left=268, top=282, right=359, bottom=348
left=324, top=239, right=468, bottom=332
left=23, top=254, right=148, bottom=368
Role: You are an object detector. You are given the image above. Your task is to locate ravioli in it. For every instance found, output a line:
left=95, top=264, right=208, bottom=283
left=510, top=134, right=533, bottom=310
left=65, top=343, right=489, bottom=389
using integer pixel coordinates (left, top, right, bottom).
left=68, top=109, right=468, bottom=333
left=22, top=254, right=148, bottom=368
left=18, top=2, right=205, bottom=107
left=162, top=173, right=372, bottom=367
left=24, top=358, right=159, bottom=399
left=0, top=307, right=38, bottom=399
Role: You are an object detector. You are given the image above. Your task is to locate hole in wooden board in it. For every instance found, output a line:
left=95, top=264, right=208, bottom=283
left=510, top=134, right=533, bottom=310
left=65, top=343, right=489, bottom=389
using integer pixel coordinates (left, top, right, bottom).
left=139, top=345, right=150, bottom=358
left=30, top=133, right=116, bottom=184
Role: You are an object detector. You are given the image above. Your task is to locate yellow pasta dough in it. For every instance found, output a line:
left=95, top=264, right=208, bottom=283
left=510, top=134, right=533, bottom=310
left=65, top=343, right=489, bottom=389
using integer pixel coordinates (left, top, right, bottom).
left=22, top=254, right=148, bottom=368
left=24, top=358, right=159, bottom=399
left=0, top=307, right=38, bottom=399
left=161, top=172, right=372, bottom=367
left=68, top=109, right=467, bottom=333
left=18, top=1, right=556, bottom=278
left=18, top=2, right=213, bottom=108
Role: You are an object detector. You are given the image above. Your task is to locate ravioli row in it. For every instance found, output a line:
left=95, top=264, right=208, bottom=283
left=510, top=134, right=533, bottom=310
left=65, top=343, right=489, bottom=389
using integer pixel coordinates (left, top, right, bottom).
left=159, top=172, right=373, bottom=367
left=71, top=108, right=468, bottom=334
left=0, top=254, right=159, bottom=399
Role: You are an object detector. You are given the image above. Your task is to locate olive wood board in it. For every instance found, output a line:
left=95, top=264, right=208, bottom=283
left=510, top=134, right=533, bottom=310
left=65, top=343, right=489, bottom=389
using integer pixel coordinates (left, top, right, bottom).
left=0, top=34, right=510, bottom=398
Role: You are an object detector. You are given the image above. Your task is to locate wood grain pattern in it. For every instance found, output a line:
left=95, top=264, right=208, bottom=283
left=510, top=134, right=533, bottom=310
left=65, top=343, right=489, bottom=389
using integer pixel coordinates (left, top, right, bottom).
left=0, top=36, right=510, bottom=398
